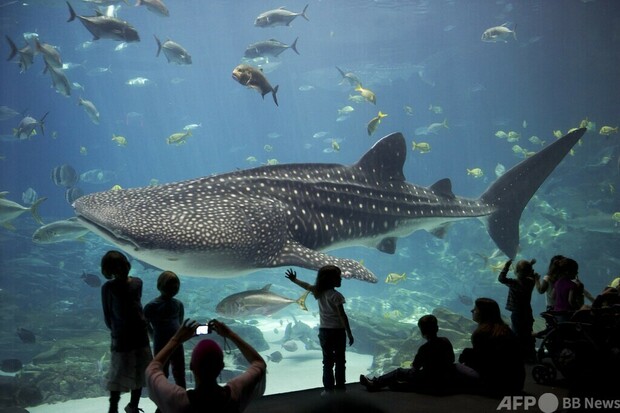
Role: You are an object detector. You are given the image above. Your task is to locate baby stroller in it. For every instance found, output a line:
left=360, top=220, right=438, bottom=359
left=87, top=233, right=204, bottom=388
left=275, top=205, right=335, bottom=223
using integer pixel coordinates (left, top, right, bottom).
left=532, top=308, right=620, bottom=387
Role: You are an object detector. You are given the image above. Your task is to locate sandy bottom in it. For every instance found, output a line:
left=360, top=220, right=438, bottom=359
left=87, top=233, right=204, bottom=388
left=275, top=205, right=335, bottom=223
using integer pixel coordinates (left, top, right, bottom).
left=29, top=315, right=373, bottom=412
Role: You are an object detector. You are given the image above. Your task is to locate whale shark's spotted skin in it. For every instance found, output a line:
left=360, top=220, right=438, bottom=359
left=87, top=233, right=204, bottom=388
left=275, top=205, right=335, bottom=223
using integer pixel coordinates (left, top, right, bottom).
left=74, top=131, right=584, bottom=282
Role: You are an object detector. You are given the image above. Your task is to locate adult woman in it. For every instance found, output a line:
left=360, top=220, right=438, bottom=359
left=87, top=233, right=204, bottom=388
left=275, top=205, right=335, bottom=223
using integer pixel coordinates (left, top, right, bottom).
left=457, top=297, right=525, bottom=395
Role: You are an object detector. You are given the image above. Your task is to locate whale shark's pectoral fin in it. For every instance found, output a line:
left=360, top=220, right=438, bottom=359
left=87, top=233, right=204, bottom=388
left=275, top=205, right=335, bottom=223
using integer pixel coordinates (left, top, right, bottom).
left=267, top=239, right=378, bottom=283
left=376, top=237, right=397, bottom=254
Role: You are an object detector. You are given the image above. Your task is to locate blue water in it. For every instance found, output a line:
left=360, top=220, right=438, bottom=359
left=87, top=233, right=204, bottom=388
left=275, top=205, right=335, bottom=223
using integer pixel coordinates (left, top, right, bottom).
left=1, top=0, right=619, bottom=403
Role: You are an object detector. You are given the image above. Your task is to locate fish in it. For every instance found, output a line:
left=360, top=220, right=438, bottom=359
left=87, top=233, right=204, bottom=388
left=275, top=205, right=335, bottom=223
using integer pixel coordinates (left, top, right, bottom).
left=35, top=39, right=63, bottom=68
left=367, top=111, right=387, bottom=136
left=81, top=271, right=101, bottom=287
left=111, top=134, right=127, bottom=146
left=32, top=217, right=90, bottom=244
left=154, top=35, right=192, bottom=65
left=166, top=130, right=191, bottom=145
left=232, top=64, right=279, bottom=106
left=0, top=105, right=21, bottom=121
left=541, top=211, right=620, bottom=235
left=22, top=187, right=38, bottom=205
left=411, top=141, right=431, bottom=153
left=78, top=97, right=100, bottom=124
left=72, top=129, right=585, bottom=283
left=599, top=126, right=618, bottom=136
left=385, top=272, right=406, bottom=284
left=65, top=187, right=84, bottom=204
left=267, top=351, right=283, bottom=363
left=458, top=294, right=473, bottom=306
left=126, top=77, right=152, bottom=87
left=467, top=168, right=484, bottom=178
left=481, top=23, right=517, bottom=43
left=255, top=4, right=309, bottom=28
left=16, top=327, right=36, bottom=344
left=5, top=35, right=35, bottom=72
left=80, top=169, right=117, bottom=184
left=14, top=113, right=48, bottom=140
left=494, top=163, right=506, bottom=178
left=281, top=340, right=298, bottom=352
left=67, top=2, right=140, bottom=42
left=1, top=358, right=23, bottom=373
left=0, top=192, right=46, bottom=228
left=335, top=67, right=361, bottom=88
left=183, top=123, right=202, bottom=131
left=51, top=164, right=79, bottom=188
left=215, top=284, right=309, bottom=317
left=45, top=62, right=72, bottom=97
left=355, top=85, right=376, bottom=104
left=426, top=119, right=449, bottom=134
left=136, top=0, right=169, bottom=16
left=244, top=38, right=299, bottom=59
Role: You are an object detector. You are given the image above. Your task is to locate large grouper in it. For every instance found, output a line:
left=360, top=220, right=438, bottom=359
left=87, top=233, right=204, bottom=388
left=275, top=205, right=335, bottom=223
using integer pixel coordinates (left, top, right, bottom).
left=73, top=129, right=585, bottom=283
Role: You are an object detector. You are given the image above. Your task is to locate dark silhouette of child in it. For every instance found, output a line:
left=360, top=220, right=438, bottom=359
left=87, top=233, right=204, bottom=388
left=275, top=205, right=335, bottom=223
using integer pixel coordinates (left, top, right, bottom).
left=360, top=314, right=456, bottom=394
left=286, top=266, right=354, bottom=395
left=498, top=258, right=537, bottom=362
left=101, top=250, right=152, bottom=413
left=144, top=271, right=186, bottom=391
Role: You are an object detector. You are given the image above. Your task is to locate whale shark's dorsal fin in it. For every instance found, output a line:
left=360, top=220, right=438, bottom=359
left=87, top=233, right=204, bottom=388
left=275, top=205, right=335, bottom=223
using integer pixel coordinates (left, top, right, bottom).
left=430, top=178, right=455, bottom=199
left=354, top=132, right=406, bottom=182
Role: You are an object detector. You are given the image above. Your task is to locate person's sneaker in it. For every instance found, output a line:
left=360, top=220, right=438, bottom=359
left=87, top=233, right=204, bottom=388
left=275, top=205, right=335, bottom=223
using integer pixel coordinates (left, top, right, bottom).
left=359, top=374, right=379, bottom=391
left=124, top=405, right=144, bottom=413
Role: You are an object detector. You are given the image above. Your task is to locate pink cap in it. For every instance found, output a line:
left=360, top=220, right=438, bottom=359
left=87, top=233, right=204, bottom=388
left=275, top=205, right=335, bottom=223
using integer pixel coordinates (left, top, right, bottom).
left=190, top=339, right=224, bottom=379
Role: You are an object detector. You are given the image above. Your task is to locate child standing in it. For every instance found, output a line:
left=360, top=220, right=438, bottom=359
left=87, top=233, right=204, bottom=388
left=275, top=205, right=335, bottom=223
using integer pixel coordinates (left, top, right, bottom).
left=285, top=265, right=354, bottom=394
left=498, top=258, right=537, bottom=363
left=144, top=271, right=186, bottom=391
left=100, top=250, right=152, bottom=413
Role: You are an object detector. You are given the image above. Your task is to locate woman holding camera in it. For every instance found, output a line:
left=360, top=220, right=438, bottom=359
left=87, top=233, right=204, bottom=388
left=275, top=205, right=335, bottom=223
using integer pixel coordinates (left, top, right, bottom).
left=146, top=319, right=266, bottom=413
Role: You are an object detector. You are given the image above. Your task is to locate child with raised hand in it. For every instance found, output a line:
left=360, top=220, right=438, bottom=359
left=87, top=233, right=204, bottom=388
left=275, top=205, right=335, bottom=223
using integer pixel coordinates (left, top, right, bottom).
left=285, top=265, right=354, bottom=394
left=498, top=258, right=537, bottom=362
left=144, top=271, right=186, bottom=391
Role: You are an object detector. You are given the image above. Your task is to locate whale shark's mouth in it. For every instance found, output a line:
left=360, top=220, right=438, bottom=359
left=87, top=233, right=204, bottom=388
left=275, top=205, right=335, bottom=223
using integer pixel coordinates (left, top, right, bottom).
left=76, top=215, right=140, bottom=250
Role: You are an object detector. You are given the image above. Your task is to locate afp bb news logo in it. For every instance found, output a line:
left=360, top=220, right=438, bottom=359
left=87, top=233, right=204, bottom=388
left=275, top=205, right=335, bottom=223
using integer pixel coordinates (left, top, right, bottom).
left=497, top=393, right=620, bottom=412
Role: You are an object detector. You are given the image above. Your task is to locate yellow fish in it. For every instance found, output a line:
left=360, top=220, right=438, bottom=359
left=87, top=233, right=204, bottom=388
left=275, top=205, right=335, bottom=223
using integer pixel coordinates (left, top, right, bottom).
left=246, top=156, right=258, bottom=163
left=553, top=130, right=562, bottom=139
left=263, top=144, right=273, bottom=152
left=507, top=131, right=520, bottom=142
left=111, top=134, right=127, bottom=147
left=111, top=184, right=122, bottom=191
left=383, top=309, right=402, bottom=319
left=495, top=130, right=508, bottom=139
left=331, top=140, right=340, bottom=151
left=599, top=126, right=618, bottom=136
left=166, top=130, right=191, bottom=145
left=79, top=146, right=88, bottom=156
left=411, top=141, right=431, bottom=153
left=467, top=168, right=484, bottom=178
left=367, top=111, right=387, bottom=136
left=265, top=158, right=279, bottom=165
left=385, top=272, right=406, bottom=284
left=355, top=85, right=376, bottom=104
left=612, top=212, right=620, bottom=223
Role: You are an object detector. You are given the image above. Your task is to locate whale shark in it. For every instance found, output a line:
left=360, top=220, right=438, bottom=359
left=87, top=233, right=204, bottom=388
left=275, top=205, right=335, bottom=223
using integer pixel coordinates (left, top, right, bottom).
left=73, top=129, right=585, bottom=282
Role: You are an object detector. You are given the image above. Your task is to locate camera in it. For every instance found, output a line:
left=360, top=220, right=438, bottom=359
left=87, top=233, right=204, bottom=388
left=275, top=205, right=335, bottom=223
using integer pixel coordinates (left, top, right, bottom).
left=196, top=320, right=216, bottom=335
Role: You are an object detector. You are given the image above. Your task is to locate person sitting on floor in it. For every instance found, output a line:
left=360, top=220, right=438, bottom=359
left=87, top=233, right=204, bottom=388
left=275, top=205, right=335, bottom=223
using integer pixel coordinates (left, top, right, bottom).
left=456, top=297, right=525, bottom=396
left=359, top=314, right=456, bottom=395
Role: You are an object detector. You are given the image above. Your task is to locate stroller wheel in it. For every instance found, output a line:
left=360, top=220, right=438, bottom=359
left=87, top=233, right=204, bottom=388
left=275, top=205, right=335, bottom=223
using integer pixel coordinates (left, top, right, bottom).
left=532, top=363, right=557, bottom=385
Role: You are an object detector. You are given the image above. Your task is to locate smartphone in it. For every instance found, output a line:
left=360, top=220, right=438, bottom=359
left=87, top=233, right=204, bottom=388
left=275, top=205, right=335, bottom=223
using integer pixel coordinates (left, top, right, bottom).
left=195, top=325, right=210, bottom=335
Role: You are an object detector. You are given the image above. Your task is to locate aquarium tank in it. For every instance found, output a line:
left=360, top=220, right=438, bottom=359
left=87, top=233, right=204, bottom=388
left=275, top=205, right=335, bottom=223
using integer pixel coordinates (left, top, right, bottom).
left=0, top=0, right=619, bottom=410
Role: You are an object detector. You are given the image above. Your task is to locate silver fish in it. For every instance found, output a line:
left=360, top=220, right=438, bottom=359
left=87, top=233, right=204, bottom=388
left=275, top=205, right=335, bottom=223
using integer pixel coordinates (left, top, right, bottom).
left=244, top=38, right=299, bottom=59
left=216, top=284, right=309, bottom=318
left=136, top=0, right=169, bottom=17
left=154, top=35, right=192, bottom=65
left=5, top=35, right=35, bottom=72
left=0, top=192, right=46, bottom=227
left=255, top=4, right=309, bottom=28
left=14, top=113, right=48, bottom=140
left=78, top=97, right=100, bottom=124
left=67, top=2, right=140, bottom=42
left=32, top=217, right=90, bottom=244
left=73, top=129, right=584, bottom=283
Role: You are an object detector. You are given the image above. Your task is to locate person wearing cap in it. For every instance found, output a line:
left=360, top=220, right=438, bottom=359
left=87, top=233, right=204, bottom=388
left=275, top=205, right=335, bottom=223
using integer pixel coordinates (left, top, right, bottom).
left=147, top=319, right=266, bottom=413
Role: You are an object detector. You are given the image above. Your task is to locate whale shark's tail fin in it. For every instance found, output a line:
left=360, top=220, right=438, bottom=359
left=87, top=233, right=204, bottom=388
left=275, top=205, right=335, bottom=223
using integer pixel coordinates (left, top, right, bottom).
left=480, top=128, right=585, bottom=258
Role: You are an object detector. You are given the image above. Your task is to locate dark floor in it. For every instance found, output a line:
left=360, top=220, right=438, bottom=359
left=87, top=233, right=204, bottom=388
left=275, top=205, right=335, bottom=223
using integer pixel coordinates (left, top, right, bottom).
left=246, top=365, right=574, bottom=413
